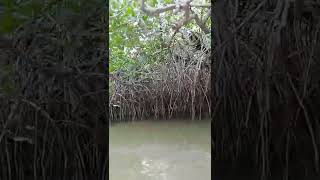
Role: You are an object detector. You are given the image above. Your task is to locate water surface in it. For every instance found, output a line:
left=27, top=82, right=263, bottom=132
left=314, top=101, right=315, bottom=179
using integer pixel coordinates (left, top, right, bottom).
left=109, top=119, right=211, bottom=180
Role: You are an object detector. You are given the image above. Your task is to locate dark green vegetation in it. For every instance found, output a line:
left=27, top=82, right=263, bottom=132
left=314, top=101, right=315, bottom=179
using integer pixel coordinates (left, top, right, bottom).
left=109, top=0, right=211, bottom=124
left=213, top=1, right=320, bottom=179
left=0, top=0, right=107, bottom=179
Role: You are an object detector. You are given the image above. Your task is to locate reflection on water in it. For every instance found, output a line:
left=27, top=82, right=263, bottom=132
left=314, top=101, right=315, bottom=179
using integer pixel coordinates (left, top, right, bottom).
left=141, top=158, right=169, bottom=179
left=109, top=120, right=211, bottom=180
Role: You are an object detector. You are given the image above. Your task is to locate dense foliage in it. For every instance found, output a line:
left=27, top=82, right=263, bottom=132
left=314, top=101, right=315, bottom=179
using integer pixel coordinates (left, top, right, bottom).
left=109, top=0, right=211, bottom=122
left=109, top=0, right=210, bottom=76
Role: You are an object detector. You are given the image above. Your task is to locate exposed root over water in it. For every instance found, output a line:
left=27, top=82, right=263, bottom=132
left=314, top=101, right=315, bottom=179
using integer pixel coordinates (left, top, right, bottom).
left=109, top=37, right=211, bottom=123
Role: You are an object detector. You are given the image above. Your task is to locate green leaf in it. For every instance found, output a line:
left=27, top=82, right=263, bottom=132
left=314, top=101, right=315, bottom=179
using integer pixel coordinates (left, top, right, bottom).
left=142, top=15, right=148, bottom=21
left=3, top=0, right=15, bottom=9
left=151, top=0, right=157, bottom=6
left=126, top=6, right=133, bottom=16
left=0, top=13, right=20, bottom=33
left=0, top=78, right=15, bottom=96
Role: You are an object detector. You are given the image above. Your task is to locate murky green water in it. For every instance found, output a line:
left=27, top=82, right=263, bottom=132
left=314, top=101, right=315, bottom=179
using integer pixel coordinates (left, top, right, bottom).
left=109, top=119, right=211, bottom=180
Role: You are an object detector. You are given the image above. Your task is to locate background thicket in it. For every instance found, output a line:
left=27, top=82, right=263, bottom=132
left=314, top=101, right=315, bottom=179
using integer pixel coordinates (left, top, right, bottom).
left=213, top=0, right=320, bottom=179
left=0, top=0, right=107, bottom=179
left=109, top=0, right=211, bottom=123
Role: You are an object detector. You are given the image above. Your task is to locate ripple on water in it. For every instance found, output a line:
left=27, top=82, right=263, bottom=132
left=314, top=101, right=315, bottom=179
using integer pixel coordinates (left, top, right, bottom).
left=110, top=120, right=211, bottom=180
left=135, top=144, right=210, bottom=180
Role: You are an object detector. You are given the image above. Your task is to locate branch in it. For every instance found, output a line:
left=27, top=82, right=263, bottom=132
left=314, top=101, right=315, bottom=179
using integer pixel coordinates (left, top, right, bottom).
left=194, top=12, right=210, bottom=34
left=190, top=3, right=211, bottom=8
left=21, top=99, right=55, bottom=122
left=203, top=9, right=211, bottom=23
left=140, top=0, right=211, bottom=34
left=141, top=0, right=176, bottom=16
left=172, top=13, right=196, bottom=31
left=140, top=0, right=210, bottom=16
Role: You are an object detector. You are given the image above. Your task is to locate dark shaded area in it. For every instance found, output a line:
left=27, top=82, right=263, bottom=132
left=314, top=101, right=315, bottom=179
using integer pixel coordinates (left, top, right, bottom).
left=0, top=1, right=108, bottom=179
left=213, top=0, right=320, bottom=179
